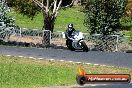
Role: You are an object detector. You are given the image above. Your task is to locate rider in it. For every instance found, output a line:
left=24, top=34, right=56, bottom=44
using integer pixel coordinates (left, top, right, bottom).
left=65, top=24, right=76, bottom=48
left=65, top=23, right=76, bottom=40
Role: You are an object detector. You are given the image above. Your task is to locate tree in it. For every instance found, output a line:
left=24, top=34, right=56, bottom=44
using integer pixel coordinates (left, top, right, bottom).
left=0, top=0, right=16, bottom=27
left=84, top=0, right=127, bottom=35
left=0, top=0, right=16, bottom=39
left=6, top=0, right=75, bottom=46
left=83, top=0, right=128, bottom=51
left=6, top=0, right=74, bottom=33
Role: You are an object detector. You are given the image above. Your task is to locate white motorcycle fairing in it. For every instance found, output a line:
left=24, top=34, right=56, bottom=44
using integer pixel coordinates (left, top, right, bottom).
left=71, top=32, right=84, bottom=49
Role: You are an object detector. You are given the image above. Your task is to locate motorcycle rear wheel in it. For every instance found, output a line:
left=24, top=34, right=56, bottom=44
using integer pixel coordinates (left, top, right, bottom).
left=80, top=41, right=89, bottom=52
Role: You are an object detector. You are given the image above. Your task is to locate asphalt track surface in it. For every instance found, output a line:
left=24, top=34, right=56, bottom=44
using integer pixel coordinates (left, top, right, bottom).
left=0, top=45, right=132, bottom=69
left=71, top=84, right=132, bottom=88
left=43, top=84, right=132, bottom=88
left=44, top=84, right=132, bottom=88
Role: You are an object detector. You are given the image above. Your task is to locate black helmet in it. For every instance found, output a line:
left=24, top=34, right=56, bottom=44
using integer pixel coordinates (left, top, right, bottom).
left=68, top=24, right=73, bottom=28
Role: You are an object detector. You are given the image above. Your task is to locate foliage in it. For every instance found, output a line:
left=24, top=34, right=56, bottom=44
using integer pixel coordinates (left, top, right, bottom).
left=6, top=0, right=73, bottom=19
left=120, top=16, right=132, bottom=30
left=0, top=0, right=18, bottom=40
left=0, top=0, right=16, bottom=27
left=84, top=0, right=127, bottom=35
left=6, top=0, right=40, bottom=19
left=119, top=1, right=132, bottom=31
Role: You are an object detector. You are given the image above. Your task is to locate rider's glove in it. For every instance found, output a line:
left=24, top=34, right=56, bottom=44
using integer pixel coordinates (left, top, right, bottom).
left=69, top=38, right=74, bottom=41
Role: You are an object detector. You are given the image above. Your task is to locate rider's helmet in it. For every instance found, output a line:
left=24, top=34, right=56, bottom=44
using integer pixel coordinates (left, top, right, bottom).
left=68, top=24, right=73, bottom=28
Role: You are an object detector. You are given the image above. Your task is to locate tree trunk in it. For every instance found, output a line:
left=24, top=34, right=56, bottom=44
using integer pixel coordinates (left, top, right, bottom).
left=43, top=13, right=55, bottom=33
left=42, top=12, right=55, bottom=47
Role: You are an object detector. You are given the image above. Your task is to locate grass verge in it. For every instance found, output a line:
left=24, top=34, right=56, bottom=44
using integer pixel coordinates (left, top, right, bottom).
left=0, top=55, right=132, bottom=88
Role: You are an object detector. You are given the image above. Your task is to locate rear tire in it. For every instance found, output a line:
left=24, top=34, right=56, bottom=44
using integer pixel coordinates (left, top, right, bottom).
left=81, top=41, right=89, bottom=52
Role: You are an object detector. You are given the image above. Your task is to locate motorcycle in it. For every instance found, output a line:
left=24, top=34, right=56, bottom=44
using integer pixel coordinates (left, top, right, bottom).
left=65, top=31, right=89, bottom=52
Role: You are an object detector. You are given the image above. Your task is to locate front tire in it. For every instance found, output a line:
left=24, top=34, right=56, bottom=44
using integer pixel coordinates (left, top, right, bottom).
left=66, top=40, right=75, bottom=51
left=80, top=41, right=89, bottom=52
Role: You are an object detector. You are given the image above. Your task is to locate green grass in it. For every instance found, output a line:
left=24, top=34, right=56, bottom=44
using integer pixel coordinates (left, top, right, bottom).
left=8, top=6, right=88, bottom=33
left=0, top=56, right=76, bottom=88
left=8, top=11, right=43, bottom=30
left=55, top=7, right=87, bottom=32
left=0, top=55, right=132, bottom=88
left=120, top=17, right=132, bottom=29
